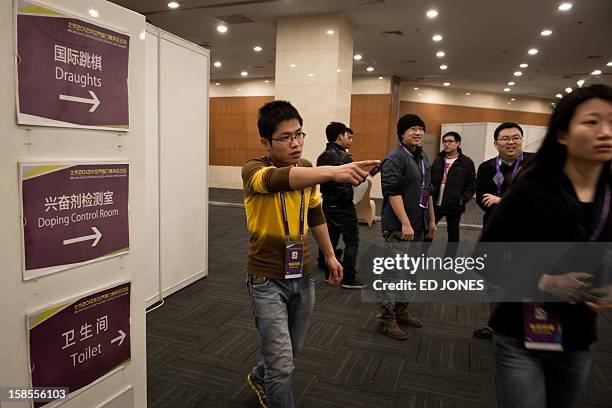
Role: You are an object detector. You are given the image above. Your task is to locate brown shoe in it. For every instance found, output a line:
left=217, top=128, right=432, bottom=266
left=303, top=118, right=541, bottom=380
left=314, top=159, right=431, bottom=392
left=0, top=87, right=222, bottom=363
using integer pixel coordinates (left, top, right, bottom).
left=396, top=312, right=423, bottom=328
left=378, top=320, right=409, bottom=340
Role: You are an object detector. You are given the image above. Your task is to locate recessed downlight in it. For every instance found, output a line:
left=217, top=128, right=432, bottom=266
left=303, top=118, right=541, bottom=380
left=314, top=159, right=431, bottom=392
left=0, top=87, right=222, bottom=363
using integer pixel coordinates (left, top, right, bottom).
left=528, top=48, right=539, bottom=55
left=217, top=24, right=228, bottom=33
left=215, top=82, right=220, bottom=86
left=558, top=3, right=573, bottom=11
left=591, top=69, right=602, bottom=75
left=253, top=46, right=262, bottom=52
left=432, top=34, right=443, bottom=42
left=213, top=61, right=222, bottom=68
left=308, top=73, right=315, bottom=77
left=366, top=66, right=374, bottom=72
left=290, top=64, right=297, bottom=68
left=577, top=79, right=585, bottom=87
left=168, top=1, right=179, bottom=8
left=565, top=87, right=572, bottom=93
left=378, top=76, right=384, bottom=79
left=508, top=81, right=516, bottom=86
left=514, top=71, right=523, bottom=77
left=519, top=63, right=528, bottom=68
left=465, top=92, right=471, bottom=96
left=436, top=51, right=445, bottom=57
left=440, top=64, right=448, bottom=70
left=413, top=87, right=419, bottom=90
left=556, top=93, right=563, bottom=98
left=264, top=80, right=270, bottom=83
left=426, top=9, right=439, bottom=18
left=241, top=71, right=248, bottom=77
left=504, top=88, right=511, bottom=92
left=443, top=82, right=450, bottom=87
left=353, top=54, right=362, bottom=60
left=511, top=98, right=516, bottom=101
left=540, top=29, right=552, bottom=36
left=326, top=29, right=335, bottom=35
left=607, top=61, right=612, bottom=67
left=88, top=8, right=99, bottom=17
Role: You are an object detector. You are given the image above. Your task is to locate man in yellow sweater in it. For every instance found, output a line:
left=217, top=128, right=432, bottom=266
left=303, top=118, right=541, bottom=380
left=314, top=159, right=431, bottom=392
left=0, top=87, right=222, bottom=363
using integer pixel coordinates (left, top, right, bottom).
left=243, top=100, right=378, bottom=408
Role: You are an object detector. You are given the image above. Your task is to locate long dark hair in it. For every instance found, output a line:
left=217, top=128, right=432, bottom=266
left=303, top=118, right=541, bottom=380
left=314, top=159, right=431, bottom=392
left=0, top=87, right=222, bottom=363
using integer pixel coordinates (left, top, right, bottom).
left=522, top=84, right=612, bottom=179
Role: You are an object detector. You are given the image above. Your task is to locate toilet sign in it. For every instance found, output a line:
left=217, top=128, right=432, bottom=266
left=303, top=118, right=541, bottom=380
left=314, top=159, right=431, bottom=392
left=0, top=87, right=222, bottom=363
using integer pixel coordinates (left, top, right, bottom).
left=16, top=0, right=130, bottom=130
left=20, top=162, right=130, bottom=280
left=28, top=282, right=131, bottom=407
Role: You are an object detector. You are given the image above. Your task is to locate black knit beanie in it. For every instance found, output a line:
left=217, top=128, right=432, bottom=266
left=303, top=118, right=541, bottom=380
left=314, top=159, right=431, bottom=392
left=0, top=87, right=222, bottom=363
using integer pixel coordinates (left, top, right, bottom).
left=397, top=114, right=426, bottom=140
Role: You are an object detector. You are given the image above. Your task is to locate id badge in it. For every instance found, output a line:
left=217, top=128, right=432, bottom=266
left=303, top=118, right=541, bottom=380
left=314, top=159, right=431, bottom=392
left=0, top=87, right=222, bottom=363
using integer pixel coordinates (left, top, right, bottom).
left=418, top=185, right=430, bottom=209
left=285, top=241, right=304, bottom=279
left=523, top=303, right=563, bottom=351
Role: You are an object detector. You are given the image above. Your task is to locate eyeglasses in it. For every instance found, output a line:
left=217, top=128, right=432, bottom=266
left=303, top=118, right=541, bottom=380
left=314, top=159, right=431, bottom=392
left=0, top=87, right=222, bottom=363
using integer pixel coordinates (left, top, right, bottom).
left=442, top=140, right=456, bottom=144
left=407, top=126, right=425, bottom=134
left=497, top=136, right=523, bottom=143
left=271, top=131, right=306, bottom=144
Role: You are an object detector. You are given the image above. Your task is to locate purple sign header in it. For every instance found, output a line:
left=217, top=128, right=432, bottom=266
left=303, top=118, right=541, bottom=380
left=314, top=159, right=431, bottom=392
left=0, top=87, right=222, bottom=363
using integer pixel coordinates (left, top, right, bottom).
left=17, top=1, right=130, bottom=130
left=21, top=163, right=130, bottom=280
left=28, top=282, right=131, bottom=407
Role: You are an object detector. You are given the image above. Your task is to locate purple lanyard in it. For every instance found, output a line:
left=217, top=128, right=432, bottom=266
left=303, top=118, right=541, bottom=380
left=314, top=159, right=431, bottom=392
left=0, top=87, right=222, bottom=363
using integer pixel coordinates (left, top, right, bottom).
left=495, top=154, right=523, bottom=195
left=400, top=145, right=427, bottom=188
left=591, top=184, right=611, bottom=241
left=265, top=157, right=305, bottom=238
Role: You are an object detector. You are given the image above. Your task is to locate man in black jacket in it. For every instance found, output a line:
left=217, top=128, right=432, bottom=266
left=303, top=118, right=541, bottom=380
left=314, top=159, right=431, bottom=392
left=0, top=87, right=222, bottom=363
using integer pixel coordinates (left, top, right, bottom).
left=474, top=121, right=534, bottom=339
left=316, top=122, right=366, bottom=289
left=430, top=131, right=476, bottom=243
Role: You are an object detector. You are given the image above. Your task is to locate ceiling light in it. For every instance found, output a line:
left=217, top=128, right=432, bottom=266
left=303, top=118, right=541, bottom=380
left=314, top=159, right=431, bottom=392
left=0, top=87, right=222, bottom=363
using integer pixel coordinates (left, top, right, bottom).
left=378, top=76, right=383, bottom=80
left=436, top=51, right=445, bottom=57
left=366, top=66, right=374, bottom=72
left=264, top=80, right=270, bottom=83
left=241, top=71, right=248, bottom=77
left=326, top=29, right=335, bottom=35
left=591, top=69, right=602, bottom=75
left=511, top=98, right=516, bottom=101
left=540, top=29, right=552, bottom=36
left=558, top=3, right=573, bottom=11
left=519, top=63, right=528, bottom=68
left=418, top=93, right=422, bottom=96
left=504, top=88, right=511, bottom=92
left=443, top=82, right=450, bottom=87
left=308, top=73, right=314, bottom=77
left=217, top=24, right=228, bottom=33
left=514, top=71, right=523, bottom=77
left=253, top=46, right=262, bottom=52
left=168, top=1, right=179, bottom=8
left=577, top=79, right=585, bottom=87
left=337, top=68, right=341, bottom=72
left=413, top=87, right=419, bottom=90
left=565, top=87, right=572, bottom=93
left=528, top=48, right=538, bottom=55
left=213, top=61, right=222, bottom=68
left=353, top=54, right=362, bottom=60
left=432, top=34, right=443, bottom=42
left=607, top=61, right=612, bottom=66
left=507, top=102, right=512, bottom=105
left=508, top=81, right=516, bottom=86
left=426, top=9, right=439, bottom=18
left=215, top=82, right=220, bottom=86
left=290, top=64, right=297, bottom=68
left=556, top=93, right=563, bottom=98
left=237, top=88, right=241, bottom=91
left=88, top=8, right=99, bottom=17
left=440, top=64, right=448, bottom=70
left=465, top=92, right=471, bottom=96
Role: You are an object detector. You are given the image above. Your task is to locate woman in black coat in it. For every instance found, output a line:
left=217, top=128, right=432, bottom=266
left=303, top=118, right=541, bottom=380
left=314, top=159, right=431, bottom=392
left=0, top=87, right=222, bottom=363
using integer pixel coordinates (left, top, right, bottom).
left=480, top=84, right=612, bottom=408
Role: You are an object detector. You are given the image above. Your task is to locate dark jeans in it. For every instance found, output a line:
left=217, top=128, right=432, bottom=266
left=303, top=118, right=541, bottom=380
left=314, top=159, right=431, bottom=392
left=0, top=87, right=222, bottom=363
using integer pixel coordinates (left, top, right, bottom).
left=493, top=334, right=592, bottom=408
left=317, top=206, right=359, bottom=283
left=433, top=206, right=462, bottom=242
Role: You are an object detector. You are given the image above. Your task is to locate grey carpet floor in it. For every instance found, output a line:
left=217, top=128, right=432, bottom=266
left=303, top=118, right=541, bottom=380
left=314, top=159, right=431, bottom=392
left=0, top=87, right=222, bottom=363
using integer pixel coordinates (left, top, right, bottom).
left=146, top=189, right=612, bottom=407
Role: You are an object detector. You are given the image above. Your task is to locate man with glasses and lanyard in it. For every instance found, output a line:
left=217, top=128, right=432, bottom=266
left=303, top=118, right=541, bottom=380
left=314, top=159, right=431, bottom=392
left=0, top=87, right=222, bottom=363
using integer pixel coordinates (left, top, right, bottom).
left=473, top=122, right=535, bottom=340
left=378, top=114, right=437, bottom=340
left=242, top=100, right=379, bottom=407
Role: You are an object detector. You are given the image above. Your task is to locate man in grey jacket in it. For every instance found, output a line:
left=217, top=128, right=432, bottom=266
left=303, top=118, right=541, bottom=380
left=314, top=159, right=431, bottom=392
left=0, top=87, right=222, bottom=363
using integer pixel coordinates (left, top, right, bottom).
left=378, top=114, right=437, bottom=340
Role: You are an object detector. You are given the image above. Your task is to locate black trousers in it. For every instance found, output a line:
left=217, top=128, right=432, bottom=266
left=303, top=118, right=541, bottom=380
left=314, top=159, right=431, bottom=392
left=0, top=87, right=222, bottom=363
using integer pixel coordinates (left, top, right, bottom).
left=433, top=205, right=462, bottom=242
left=317, top=206, right=359, bottom=282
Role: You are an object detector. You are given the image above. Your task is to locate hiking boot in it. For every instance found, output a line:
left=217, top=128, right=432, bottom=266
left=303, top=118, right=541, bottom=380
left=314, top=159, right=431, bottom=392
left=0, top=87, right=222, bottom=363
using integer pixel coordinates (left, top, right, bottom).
left=396, top=312, right=423, bottom=328
left=341, top=278, right=367, bottom=289
left=246, top=372, right=268, bottom=408
left=378, top=320, right=409, bottom=340
left=473, top=326, right=493, bottom=340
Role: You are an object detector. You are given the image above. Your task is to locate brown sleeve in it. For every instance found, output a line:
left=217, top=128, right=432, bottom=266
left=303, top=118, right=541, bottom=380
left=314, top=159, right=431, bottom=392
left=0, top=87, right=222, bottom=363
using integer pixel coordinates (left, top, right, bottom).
left=266, top=166, right=292, bottom=192
left=307, top=203, right=326, bottom=228
left=242, top=157, right=291, bottom=193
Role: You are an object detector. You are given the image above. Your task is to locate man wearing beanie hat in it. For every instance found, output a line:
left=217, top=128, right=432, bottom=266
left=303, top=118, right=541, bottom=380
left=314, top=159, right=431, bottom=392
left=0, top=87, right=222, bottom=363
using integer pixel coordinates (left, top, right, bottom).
left=377, top=114, right=437, bottom=340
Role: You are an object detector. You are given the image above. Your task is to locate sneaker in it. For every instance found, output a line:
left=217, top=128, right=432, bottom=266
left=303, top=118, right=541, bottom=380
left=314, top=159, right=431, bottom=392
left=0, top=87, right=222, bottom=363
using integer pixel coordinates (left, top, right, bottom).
left=246, top=372, right=268, bottom=408
left=396, top=312, right=423, bottom=328
left=473, top=326, right=493, bottom=340
left=341, top=278, right=367, bottom=289
left=378, top=320, right=409, bottom=340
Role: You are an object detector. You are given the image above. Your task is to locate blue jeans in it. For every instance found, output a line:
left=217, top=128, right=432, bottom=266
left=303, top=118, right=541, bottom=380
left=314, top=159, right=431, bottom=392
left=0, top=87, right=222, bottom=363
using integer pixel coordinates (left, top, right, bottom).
left=247, top=275, right=315, bottom=408
left=493, top=334, right=592, bottom=408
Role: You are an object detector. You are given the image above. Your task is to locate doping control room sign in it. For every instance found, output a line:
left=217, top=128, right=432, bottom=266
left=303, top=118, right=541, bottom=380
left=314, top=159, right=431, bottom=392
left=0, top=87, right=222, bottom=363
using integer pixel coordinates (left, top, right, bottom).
left=16, top=0, right=130, bottom=130
left=20, top=162, right=129, bottom=280
left=27, top=282, right=131, bottom=407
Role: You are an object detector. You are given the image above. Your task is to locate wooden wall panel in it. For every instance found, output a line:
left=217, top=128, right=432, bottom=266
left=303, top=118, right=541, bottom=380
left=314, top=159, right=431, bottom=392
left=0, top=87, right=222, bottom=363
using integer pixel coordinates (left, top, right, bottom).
left=209, top=96, right=273, bottom=166
left=399, top=101, right=551, bottom=151
left=349, top=94, right=391, bottom=162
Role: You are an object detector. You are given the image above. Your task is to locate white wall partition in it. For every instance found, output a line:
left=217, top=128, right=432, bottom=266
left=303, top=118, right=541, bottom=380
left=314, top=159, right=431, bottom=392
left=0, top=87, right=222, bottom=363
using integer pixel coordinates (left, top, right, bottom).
left=0, top=1, right=147, bottom=407
left=441, top=122, right=547, bottom=168
left=145, top=26, right=209, bottom=305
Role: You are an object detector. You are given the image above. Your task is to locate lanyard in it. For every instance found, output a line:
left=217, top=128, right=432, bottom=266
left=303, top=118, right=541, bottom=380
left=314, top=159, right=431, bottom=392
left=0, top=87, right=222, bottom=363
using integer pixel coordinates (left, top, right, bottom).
left=265, top=157, right=305, bottom=239
left=591, top=184, right=611, bottom=241
left=400, top=144, right=427, bottom=187
left=495, top=154, right=523, bottom=195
